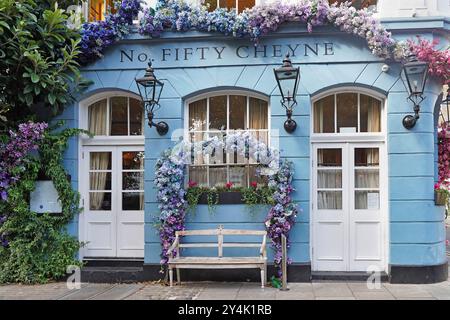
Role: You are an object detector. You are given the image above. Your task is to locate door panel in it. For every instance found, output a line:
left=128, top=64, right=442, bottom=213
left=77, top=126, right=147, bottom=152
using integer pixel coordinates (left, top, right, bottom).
left=82, top=146, right=144, bottom=258
left=312, top=143, right=385, bottom=272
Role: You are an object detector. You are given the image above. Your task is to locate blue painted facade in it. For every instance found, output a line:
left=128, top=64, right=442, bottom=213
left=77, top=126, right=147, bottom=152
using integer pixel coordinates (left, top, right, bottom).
left=59, top=18, right=450, bottom=275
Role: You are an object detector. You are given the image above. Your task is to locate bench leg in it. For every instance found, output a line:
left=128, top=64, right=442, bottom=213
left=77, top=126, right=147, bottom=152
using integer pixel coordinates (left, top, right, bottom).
left=264, top=264, right=267, bottom=286
left=176, top=268, right=181, bottom=285
left=169, top=268, right=174, bottom=287
left=260, top=268, right=265, bottom=289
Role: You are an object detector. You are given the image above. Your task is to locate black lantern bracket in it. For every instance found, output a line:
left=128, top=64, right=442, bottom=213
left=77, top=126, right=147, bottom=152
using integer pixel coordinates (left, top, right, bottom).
left=135, top=62, right=169, bottom=136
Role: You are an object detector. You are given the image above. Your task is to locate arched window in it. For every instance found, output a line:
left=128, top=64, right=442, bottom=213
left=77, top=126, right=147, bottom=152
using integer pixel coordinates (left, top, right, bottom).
left=88, top=0, right=115, bottom=22
left=187, top=92, right=269, bottom=187
left=313, top=92, right=382, bottom=134
left=88, top=96, right=144, bottom=136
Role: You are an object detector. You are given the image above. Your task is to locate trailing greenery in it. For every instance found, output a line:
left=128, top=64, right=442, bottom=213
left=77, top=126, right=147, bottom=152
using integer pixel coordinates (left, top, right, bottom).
left=0, top=0, right=90, bottom=130
left=0, top=124, right=89, bottom=283
left=186, top=185, right=276, bottom=215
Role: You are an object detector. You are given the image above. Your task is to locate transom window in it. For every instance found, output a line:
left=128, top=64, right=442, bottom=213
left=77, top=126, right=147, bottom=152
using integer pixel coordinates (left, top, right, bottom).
left=204, top=0, right=255, bottom=13
left=187, top=93, right=269, bottom=187
left=313, top=92, right=382, bottom=134
left=88, top=96, right=144, bottom=136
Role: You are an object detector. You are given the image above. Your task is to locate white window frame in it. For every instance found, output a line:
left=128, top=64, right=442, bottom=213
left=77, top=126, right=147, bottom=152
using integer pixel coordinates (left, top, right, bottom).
left=184, top=90, right=270, bottom=187
left=311, top=87, right=387, bottom=144
left=79, top=91, right=145, bottom=147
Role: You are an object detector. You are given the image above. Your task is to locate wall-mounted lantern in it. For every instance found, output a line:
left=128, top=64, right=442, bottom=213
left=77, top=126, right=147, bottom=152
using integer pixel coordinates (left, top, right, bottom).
left=401, top=54, right=430, bottom=129
left=274, top=54, right=300, bottom=133
left=135, top=62, right=169, bottom=136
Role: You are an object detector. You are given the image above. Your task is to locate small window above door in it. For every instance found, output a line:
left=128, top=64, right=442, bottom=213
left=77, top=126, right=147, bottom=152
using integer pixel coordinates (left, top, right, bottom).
left=313, top=92, right=382, bottom=134
left=88, top=96, right=144, bottom=137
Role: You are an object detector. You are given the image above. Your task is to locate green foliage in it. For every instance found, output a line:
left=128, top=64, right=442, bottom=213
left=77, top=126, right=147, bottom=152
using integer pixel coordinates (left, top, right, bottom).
left=185, top=186, right=276, bottom=216
left=0, top=125, right=88, bottom=283
left=0, top=0, right=90, bottom=128
left=270, top=275, right=282, bottom=289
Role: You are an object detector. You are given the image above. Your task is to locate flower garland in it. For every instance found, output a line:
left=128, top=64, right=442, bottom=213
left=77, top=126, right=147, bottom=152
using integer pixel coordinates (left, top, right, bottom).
left=139, top=0, right=396, bottom=58
left=154, top=132, right=297, bottom=273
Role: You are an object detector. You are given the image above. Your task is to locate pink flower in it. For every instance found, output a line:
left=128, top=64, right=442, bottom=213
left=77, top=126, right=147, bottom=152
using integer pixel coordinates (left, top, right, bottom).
left=225, top=182, right=233, bottom=189
left=188, top=181, right=197, bottom=188
left=251, top=181, right=258, bottom=188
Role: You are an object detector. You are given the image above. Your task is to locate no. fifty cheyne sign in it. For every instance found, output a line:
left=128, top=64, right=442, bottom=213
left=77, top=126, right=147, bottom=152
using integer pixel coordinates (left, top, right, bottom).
left=84, top=34, right=377, bottom=70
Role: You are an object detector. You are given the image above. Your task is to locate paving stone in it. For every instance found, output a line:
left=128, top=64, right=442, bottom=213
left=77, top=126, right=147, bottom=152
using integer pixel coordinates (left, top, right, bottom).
left=316, top=297, right=356, bottom=300
left=91, top=284, right=145, bottom=300
left=312, top=282, right=353, bottom=298
left=58, top=283, right=115, bottom=300
left=383, top=284, right=434, bottom=299
left=275, top=291, right=315, bottom=300
left=353, top=291, right=395, bottom=300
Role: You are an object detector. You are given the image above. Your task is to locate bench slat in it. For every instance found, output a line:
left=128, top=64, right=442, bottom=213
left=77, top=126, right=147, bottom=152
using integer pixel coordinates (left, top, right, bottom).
left=177, top=229, right=266, bottom=236
left=169, top=257, right=266, bottom=264
left=179, top=243, right=262, bottom=249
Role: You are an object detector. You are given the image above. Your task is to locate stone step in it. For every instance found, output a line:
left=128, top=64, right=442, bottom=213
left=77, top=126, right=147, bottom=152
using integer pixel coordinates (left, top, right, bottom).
left=81, top=266, right=145, bottom=283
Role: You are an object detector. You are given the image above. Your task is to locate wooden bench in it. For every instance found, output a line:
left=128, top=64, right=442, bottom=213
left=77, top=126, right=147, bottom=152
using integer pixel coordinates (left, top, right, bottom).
left=167, top=225, right=267, bottom=288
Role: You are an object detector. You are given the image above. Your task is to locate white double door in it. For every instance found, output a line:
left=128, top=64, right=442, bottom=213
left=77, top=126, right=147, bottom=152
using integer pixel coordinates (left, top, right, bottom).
left=81, top=146, right=145, bottom=258
left=312, top=143, right=386, bottom=272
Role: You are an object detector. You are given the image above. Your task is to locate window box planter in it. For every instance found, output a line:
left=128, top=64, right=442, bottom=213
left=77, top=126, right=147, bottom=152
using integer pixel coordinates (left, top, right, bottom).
left=198, top=191, right=244, bottom=205
left=435, top=191, right=448, bottom=206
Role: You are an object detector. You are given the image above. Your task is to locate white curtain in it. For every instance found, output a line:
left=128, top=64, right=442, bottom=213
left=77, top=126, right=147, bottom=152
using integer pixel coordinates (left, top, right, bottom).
left=366, top=96, right=381, bottom=132
left=89, top=152, right=110, bottom=210
left=88, top=99, right=107, bottom=135
left=318, top=191, right=342, bottom=210
left=355, top=148, right=380, bottom=210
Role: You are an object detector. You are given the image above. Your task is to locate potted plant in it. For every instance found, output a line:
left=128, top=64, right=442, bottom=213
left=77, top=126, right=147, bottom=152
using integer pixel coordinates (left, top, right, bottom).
left=434, top=183, right=450, bottom=206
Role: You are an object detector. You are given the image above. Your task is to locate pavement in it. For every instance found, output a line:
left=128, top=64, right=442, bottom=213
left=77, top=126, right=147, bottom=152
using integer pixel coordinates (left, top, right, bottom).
left=1, top=280, right=450, bottom=300
left=0, top=220, right=449, bottom=300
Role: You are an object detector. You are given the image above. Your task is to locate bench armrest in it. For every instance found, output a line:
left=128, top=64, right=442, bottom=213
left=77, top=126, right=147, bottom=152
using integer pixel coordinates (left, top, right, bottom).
left=260, top=234, right=267, bottom=258
left=167, top=235, right=179, bottom=258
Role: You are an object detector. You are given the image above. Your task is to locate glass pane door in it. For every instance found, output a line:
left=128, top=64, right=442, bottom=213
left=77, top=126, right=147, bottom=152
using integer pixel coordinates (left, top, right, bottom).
left=317, top=149, right=343, bottom=210
left=354, top=148, right=380, bottom=210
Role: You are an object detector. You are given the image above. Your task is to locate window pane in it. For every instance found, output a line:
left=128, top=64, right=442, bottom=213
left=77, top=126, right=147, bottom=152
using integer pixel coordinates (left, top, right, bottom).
left=123, top=151, right=144, bottom=170
left=188, top=166, right=208, bottom=186
left=318, top=191, right=342, bottom=210
left=204, top=0, right=218, bottom=11
left=88, top=99, right=107, bottom=135
left=209, top=96, right=227, bottom=130
left=355, top=148, right=379, bottom=167
left=318, top=170, right=342, bottom=188
left=248, top=166, right=268, bottom=185
left=337, top=93, right=358, bottom=133
left=90, top=192, right=111, bottom=210
left=208, top=132, right=226, bottom=164
left=189, top=99, right=207, bottom=131
left=355, top=191, right=380, bottom=210
left=360, top=94, right=381, bottom=132
left=229, top=166, right=247, bottom=187
left=318, top=149, right=342, bottom=167
left=190, top=133, right=206, bottom=165
left=219, top=0, right=235, bottom=9
left=314, top=95, right=335, bottom=133
left=129, top=98, right=143, bottom=136
left=90, top=152, right=112, bottom=170
left=210, top=166, right=227, bottom=187
left=229, top=95, right=246, bottom=130
left=123, top=172, right=144, bottom=191
left=355, top=170, right=379, bottom=188
left=110, top=97, right=128, bottom=135
left=249, top=98, right=268, bottom=129
left=238, top=0, right=255, bottom=12
left=90, top=172, right=112, bottom=190
left=122, top=192, right=144, bottom=211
